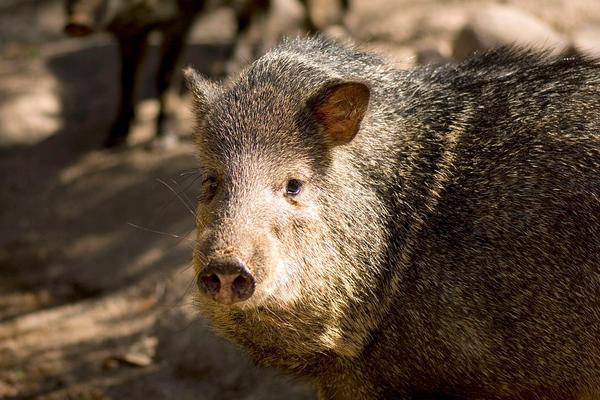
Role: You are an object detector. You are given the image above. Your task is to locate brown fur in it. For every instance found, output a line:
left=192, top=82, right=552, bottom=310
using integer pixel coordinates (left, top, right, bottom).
left=186, top=37, right=600, bottom=399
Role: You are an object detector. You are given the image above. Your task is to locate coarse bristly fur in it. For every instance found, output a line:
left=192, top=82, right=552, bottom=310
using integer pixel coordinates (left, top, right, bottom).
left=186, top=36, right=600, bottom=400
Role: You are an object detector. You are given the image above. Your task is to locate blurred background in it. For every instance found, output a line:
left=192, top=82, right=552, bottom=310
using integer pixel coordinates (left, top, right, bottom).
left=0, top=0, right=599, bottom=398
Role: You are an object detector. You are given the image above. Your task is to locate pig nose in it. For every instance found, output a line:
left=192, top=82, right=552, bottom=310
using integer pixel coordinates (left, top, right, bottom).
left=197, top=258, right=255, bottom=305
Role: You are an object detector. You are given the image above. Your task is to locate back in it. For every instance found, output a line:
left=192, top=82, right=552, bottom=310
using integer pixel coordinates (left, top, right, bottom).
left=378, top=48, right=600, bottom=399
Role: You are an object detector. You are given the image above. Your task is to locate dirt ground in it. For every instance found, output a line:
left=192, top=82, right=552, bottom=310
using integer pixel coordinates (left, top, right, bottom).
left=1, top=0, right=599, bottom=399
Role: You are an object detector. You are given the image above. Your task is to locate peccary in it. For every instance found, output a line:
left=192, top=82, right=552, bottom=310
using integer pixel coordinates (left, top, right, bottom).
left=63, top=0, right=280, bottom=148
left=64, top=0, right=348, bottom=148
left=187, top=37, right=600, bottom=399
left=64, top=0, right=205, bottom=147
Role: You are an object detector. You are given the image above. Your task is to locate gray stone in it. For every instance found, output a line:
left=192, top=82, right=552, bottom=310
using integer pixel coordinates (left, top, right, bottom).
left=571, top=25, right=600, bottom=59
left=453, top=4, right=569, bottom=60
left=415, top=47, right=448, bottom=65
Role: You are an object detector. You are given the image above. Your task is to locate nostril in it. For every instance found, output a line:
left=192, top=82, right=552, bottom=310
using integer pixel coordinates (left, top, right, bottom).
left=199, top=273, right=221, bottom=295
left=232, top=273, right=255, bottom=300
left=233, top=275, right=247, bottom=288
left=198, top=257, right=256, bottom=304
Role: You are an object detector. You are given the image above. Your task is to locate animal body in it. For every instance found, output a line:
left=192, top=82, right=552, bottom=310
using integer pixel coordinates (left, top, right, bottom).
left=187, top=37, right=600, bottom=399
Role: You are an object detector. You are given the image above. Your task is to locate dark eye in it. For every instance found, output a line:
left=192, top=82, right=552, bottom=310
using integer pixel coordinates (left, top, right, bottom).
left=202, top=176, right=218, bottom=201
left=285, top=179, right=303, bottom=196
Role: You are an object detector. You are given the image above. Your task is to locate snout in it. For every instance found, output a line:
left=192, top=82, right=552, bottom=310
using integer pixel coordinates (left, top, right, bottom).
left=64, top=14, right=95, bottom=37
left=197, top=257, right=256, bottom=305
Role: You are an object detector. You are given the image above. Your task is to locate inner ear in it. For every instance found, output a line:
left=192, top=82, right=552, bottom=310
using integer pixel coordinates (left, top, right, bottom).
left=308, top=81, right=370, bottom=146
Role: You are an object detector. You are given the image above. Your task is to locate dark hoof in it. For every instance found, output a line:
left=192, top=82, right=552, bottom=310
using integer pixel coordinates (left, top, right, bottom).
left=64, top=22, right=94, bottom=37
left=104, top=134, right=128, bottom=148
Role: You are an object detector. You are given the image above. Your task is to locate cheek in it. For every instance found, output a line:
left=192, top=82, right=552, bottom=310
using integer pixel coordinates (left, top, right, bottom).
left=270, top=211, right=323, bottom=273
left=270, top=209, right=307, bottom=243
left=283, top=203, right=322, bottom=240
left=193, top=207, right=215, bottom=266
left=261, top=214, right=322, bottom=304
left=195, top=203, right=214, bottom=231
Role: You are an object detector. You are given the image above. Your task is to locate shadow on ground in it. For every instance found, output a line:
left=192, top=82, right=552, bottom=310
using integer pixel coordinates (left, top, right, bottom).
left=0, top=32, right=314, bottom=399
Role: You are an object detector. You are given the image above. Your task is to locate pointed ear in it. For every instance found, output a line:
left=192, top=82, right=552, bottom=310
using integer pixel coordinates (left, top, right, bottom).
left=308, top=81, right=370, bottom=146
left=183, top=67, right=220, bottom=120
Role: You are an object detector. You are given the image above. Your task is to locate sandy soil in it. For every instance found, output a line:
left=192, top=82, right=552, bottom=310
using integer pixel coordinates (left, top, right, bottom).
left=1, top=0, right=598, bottom=398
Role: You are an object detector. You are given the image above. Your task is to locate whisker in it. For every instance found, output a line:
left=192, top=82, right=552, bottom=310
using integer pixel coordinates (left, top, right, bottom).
left=179, top=168, right=200, bottom=177
left=173, top=227, right=197, bottom=249
left=127, top=222, right=196, bottom=243
left=173, top=172, right=202, bottom=200
left=156, top=265, right=200, bottom=316
left=156, top=178, right=197, bottom=219
left=180, top=259, right=196, bottom=272
left=170, top=176, right=196, bottom=215
left=179, top=184, right=199, bottom=215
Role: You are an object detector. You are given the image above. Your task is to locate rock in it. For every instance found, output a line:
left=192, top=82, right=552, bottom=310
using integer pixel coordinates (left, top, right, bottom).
left=110, top=336, right=158, bottom=368
left=415, top=47, right=448, bottom=65
left=323, top=24, right=351, bottom=43
left=452, top=4, right=569, bottom=61
left=571, top=25, right=600, bottom=59
left=306, top=0, right=347, bottom=30
left=0, top=380, right=18, bottom=398
left=0, top=62, right=62, bottom=147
